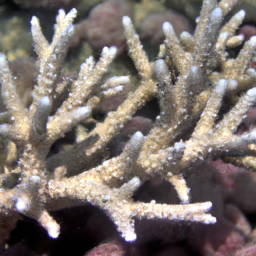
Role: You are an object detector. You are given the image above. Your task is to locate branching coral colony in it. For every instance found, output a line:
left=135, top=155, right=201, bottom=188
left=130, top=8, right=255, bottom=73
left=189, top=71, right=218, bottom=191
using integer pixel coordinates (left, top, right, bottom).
left=1, top=0, right=256, bottom=248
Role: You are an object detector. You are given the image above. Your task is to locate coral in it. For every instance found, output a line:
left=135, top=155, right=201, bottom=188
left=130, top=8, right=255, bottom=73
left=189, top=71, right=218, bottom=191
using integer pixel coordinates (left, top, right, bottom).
left=71, top=0, right=133, bottom=54
left=239, top=25, right=256, bottom=42
left=140, top=10, right=192, bottom=45
left=164, top=0, right=256, bottom=23
left=84, top=241, right=124, bottom=256
left=1, top=0, right=256, bottom=255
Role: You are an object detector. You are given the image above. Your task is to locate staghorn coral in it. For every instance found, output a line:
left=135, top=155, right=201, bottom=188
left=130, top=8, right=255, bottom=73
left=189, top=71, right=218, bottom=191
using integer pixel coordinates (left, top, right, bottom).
left=1, top=0, right=256, bottom=254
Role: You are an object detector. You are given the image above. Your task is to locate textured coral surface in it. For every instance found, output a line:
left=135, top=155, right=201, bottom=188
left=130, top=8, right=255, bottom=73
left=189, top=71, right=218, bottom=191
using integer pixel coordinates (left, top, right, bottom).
left=1, top=0, right=256, bottom=255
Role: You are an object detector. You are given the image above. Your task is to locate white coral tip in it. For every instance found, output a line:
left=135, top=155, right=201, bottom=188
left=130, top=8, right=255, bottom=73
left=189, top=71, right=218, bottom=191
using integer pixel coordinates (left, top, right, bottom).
left=247, top=68, right=256, bottom=77
left=204, top=201, right=213, bottom=212
left=238, top=34, right=244, bottom=41
left=133, top=131, right=143, bottom=141
left=129, top=131, right=144, bottom=150
left=130, top=177, right=140, bottom=186
left=68, top=8, right=77, bottom=17
left=127, top=177, right=141, bottom=192
left=182, top=195, right=190, bottom=205
left=118, top=76, right=129, bottom=84
left=122, top=16, right=132, bottom=26
left=220, top=32, right=229, bottom=40
left=115, top=85, right=123, bottom=92
left=47, top=222, right=60, bottom=238
left=30, top=175, right=41, bottom=183
left=180, top=31, right=191, bottom=38
left=15, top=197, right=29, bottom=212
left=74, top=106, right=91, bottom=118
left=237, top=9, right=245, bottom=19
left=30, top=16, right=39, bottom=26
left=0, top=53, right=7, bottom=68
left=102, top=46, right=109, bottom=54
left=174, top=141, right=185, bottom=152
left=124, top=230, right=137, bottom=242
left=249, top=129, right=256, bottom=139
left=203, top=215, right=217, bottom=224
left=109, top=46, right=117, bottom=57
left=228, top=79, right=238, bottom=90
left=247, top=87, right=256, bottom=97
left=242, top=128, right=256, bottom=141
left=155, top=59, right=169, bottom=79
left=249, top=36, right=256, bottom=47
left=39, top=96, right=52, bottom=107
left=58, top=9, right=66, bottom=17
left=211, top=7, right=223, bottom=23
left=210, top=217, right=217, bottom=224
left=190, top=66, right=199, bottom=73
left=162, top=21, right=172, bottom=34
left=188, top=66, right=200, bottom=81
left=217, top=79, right=228, bottom=90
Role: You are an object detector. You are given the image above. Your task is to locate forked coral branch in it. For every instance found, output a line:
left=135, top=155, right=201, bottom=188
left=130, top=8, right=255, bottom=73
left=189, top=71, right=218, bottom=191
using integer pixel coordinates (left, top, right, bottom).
left=0, top=0, right=256, bottom=248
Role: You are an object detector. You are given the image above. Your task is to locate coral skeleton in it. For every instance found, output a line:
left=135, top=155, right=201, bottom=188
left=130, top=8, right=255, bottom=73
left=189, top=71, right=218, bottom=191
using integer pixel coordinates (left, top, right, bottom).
left=1, top=0, right=256, bottom=248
